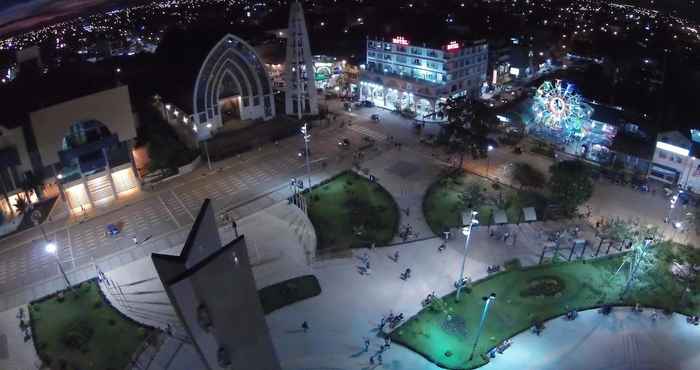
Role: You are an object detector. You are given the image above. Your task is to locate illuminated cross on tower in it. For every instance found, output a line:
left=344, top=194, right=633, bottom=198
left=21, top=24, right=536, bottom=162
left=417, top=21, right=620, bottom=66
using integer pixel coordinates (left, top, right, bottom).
left=285, top=1, right=319, bottom=118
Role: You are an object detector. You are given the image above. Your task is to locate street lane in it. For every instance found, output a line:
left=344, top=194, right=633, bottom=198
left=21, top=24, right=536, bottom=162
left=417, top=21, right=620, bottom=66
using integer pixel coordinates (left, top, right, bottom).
left=0, top=119, right=370, bottom=295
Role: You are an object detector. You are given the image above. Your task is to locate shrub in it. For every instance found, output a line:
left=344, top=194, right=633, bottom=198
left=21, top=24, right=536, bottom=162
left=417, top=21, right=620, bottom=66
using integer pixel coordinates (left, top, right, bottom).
left=504, top=258, right=522, bottom=271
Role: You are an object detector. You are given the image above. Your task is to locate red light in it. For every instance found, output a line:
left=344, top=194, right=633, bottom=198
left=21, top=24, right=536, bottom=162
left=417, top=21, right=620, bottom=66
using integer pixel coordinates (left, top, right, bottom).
left=446, top=41, right=460, bottom=51
left=392, top=36, right=409, bottom=45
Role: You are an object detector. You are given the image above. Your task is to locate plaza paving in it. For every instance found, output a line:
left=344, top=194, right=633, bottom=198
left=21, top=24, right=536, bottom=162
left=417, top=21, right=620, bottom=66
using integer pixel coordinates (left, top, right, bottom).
left=1, top=99, right=699, bottom=369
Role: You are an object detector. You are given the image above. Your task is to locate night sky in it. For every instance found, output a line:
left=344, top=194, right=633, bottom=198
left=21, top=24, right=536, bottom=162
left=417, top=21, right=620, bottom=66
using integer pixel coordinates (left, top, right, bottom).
left=0, top=0, right=118, bottom=36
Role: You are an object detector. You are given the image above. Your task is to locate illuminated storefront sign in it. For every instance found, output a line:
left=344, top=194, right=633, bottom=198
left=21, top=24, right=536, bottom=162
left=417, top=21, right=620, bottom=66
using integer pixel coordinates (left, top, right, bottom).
left=446, top=41, right=460, bottom=51
left=656, top=141, right=690, bottom=157
left=392, top=36, right=409, bottom=45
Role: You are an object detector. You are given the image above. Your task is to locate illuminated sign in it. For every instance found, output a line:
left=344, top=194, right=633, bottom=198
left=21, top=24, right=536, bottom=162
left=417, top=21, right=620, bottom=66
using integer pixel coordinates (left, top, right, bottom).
left=657, top=141, right=690, bottom=157
left=509, top=67, right=520, bottom=77
left=446, top=41, right=460, bottom=51
left=392, top=36, right=409, bottom=45
left=492, top=69, right=498, bottom=85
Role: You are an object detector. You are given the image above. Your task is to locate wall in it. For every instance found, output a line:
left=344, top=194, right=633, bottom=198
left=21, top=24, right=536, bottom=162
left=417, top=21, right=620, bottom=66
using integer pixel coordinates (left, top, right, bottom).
left=29, top=85, right=137, bottom=167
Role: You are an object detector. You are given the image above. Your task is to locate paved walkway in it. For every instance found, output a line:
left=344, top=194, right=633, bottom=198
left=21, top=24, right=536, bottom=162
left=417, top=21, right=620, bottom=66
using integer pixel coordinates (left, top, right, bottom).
left=0, top=304, right=40, bottom=370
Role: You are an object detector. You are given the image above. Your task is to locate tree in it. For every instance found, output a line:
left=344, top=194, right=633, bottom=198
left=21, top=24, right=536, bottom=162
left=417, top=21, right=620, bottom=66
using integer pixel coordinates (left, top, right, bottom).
left=513, top=163, right=546, bottom=189
left=13, top=196, right=29, bottom=215
left=548, top=160, right=593, bottom=216
left=459, top=183, right=483, bottom=210
left=439, top=97, right=489, bottom=168
left=20, top=171, right=42, bottom=201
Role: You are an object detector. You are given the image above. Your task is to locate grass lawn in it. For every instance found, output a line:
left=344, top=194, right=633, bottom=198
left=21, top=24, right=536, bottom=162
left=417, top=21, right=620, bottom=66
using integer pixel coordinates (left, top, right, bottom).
left=259, top=275, right=322, bottom=314
left=306, top=171, right=399, bottom=251
left=391, top=242, right=700, bottom=369
left=30, top=280, right=152, bottom=370
left=423, top=172, right=548, bottom=236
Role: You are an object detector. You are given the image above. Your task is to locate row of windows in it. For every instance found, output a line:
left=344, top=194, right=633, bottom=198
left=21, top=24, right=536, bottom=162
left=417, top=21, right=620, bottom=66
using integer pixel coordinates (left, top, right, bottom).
left=369, top=52, right=487, bottom=70
left=367, top=41, right=487, bottom=59
left=368, top=52, right=446, bottom=70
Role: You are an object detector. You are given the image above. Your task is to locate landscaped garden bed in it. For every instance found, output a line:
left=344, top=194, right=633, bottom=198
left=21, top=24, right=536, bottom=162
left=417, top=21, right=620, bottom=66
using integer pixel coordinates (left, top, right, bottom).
left=259, top=275, right=322, bottom=314
left=423, top=171, right=548, bottom=236
left=391, top=241, right=700, bottom=369
left=305, top=171, right=399, bottom=252
left=30, top=280, right=154, bottom=370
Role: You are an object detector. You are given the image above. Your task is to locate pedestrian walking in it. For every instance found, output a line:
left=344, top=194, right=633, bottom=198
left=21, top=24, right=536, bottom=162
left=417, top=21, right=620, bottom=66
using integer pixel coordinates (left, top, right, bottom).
left=369, top=356, right=375, bottom=365
left=393, top=251, right=399, bottom=262
left=301, top=321, right=309, bottom=332
left=384, top=336, right=391, bottom=347
left=166, top=323, right=173, bottom=336
left=132, top=237, right=138, bottom=245
left=231, top=220, right=238, bottom=238
left=365, top=260, right=371, bottom=270
left=363, top=337, right=370, bottom=352
left=377, top=354, right=383, bottom=364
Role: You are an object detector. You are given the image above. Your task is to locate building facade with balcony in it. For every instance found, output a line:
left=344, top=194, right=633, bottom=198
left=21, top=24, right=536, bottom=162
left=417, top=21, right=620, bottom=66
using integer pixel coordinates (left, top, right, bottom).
left=359, top=36, right=488, bottom=120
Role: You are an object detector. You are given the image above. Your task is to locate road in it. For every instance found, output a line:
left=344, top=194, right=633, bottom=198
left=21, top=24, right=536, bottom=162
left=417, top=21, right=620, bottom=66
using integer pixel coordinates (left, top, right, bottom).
left=0, top=107, right=388, bottom=299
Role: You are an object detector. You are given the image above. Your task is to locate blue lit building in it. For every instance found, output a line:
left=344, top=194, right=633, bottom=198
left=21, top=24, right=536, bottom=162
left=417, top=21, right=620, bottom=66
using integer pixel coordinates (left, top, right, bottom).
left=359, top=35, right=488, bottom=120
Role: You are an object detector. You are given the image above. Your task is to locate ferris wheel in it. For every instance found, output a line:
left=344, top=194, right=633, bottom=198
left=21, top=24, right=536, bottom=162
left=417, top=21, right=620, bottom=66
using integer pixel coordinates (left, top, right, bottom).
left=532, top=80, right=589, bottom=138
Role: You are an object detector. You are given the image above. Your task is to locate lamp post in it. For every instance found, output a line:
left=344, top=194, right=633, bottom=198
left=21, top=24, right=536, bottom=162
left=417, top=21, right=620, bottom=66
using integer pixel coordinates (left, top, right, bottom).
left=45, top=242, right=73, bottom=291
left=486, top=145, right=494, bottom=178
left=667, top=190, right=682, bottom=223
left=456, top=210, right=479, bottom=302
left=301, top=123, right=312, bottom=190
left=469, top=293, right=497, bottom=361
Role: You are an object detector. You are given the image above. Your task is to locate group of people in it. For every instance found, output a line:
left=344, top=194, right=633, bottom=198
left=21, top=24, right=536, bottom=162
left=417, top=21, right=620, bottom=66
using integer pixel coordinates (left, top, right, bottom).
left=364, top=336, right=393, bottom=365
left=357, top=252, right=371, bottom=275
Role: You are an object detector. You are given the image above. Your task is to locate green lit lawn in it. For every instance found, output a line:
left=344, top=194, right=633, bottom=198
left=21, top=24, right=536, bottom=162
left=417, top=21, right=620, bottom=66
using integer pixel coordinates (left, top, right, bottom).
left=306, top=171, right=399, bottom=251
left=423, top=172, right=548, bottom=236
left=391, top=242, right=700, bottom=369
left=31, top=281, right=152, bottom=370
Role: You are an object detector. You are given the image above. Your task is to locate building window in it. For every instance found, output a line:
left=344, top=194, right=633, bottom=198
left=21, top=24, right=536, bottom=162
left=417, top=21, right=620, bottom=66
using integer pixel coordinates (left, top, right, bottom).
left=411, top=48, right=422, bottom=55
left=396, top=56, right=407, bottom=63
left=368, top=51, right=375, bottom=57
left=413, top=58, right=421, bottom=66
left=427, top=50, right=437, bottom=58
left=384, top=54, right=392, bottom=60
left=368, top=41, right=374, bottom=48
left=384, top=43, right=392, bottom=51
left=397, top=46, right=407, bottom=53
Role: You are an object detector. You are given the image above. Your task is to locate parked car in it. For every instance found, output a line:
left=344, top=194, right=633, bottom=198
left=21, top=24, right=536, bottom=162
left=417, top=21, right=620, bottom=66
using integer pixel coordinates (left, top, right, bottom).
left=338, top=138, right=351, bottom=147
left=371, top=114, right=381, bottom=121
left=361, top=100, right=375, bottom=107
left=106, top=224, right=120, bottom=237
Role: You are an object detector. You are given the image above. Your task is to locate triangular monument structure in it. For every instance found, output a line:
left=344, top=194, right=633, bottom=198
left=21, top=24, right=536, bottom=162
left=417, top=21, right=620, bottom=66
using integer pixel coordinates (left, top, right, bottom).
left=284, top=1, right=319, bottom=117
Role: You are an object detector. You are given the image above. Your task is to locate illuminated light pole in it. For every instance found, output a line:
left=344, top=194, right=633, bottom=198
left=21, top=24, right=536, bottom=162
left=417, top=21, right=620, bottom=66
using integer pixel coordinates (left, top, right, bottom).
left=45, top=242, right=73, bottom=291
left=667, top=190, right=682, bottom=223
left=469, top=293, right=497, bottom=361
left=301, top=123, right=312, bottom=190
left=486, top=145, right=494, bottom=177
left=456, top=210, right=479, bottom=302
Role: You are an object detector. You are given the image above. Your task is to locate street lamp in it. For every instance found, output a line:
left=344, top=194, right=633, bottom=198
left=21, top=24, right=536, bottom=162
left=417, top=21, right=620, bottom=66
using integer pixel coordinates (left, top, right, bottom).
left=469, top=293, right=497, bottom=361
left=301, top=123, right=312, bottom=190
left=45, top=242, right=73, bottom=291
left=486, top=145, right=494, bottom=177
left=456, top=210, right=479, bottom=301
left=667, top=190, right=683, bottom=223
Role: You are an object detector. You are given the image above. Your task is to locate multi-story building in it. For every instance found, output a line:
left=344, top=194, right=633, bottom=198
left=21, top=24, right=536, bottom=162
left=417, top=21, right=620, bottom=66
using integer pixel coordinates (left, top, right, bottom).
left=649, top=130, right=700, bottom=192
left=359, top=35, right=488, bottom=120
